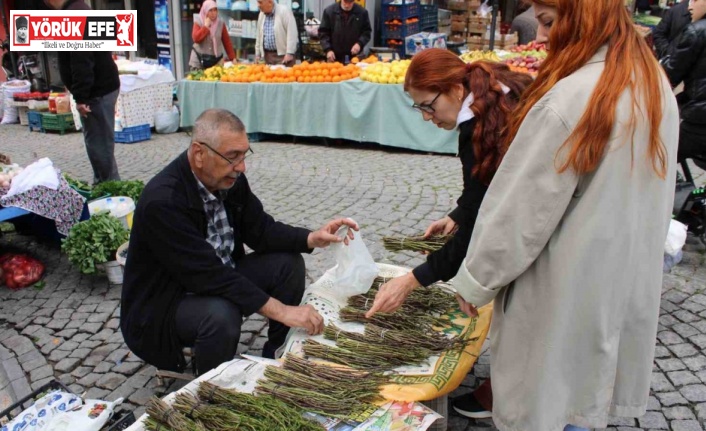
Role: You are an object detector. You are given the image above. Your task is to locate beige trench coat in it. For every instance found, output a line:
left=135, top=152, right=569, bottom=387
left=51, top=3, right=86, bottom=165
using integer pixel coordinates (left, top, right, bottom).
left=451, top=46, right=679, bottom=431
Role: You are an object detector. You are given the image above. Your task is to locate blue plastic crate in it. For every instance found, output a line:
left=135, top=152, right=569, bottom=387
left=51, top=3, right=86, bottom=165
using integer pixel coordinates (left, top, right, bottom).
left=381, top=3, right=420, bottom=21
left=382, top=21, right=421, bottom=39
left=115, top=124, right=151, bottom=144
left=420, top=4, right=438, bottom=30
left=27, top=110, right=43, bottom=132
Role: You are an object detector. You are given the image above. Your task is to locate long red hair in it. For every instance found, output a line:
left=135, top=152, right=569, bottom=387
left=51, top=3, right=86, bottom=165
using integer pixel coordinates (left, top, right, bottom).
left=404, top=49, right=533, bottom=184
left=507, top=0, right=667, bottom=178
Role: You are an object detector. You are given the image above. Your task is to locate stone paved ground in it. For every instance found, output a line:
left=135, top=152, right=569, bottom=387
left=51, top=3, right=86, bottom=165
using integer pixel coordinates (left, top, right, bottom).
left=1, top=124, right=705, bottom=430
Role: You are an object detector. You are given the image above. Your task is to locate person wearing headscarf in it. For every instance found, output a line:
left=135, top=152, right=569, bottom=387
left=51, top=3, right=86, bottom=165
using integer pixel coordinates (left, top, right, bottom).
left=189, top=1, right=237, bottom=70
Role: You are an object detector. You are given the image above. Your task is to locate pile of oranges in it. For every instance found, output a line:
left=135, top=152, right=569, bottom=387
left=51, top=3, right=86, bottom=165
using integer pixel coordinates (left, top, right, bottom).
left=217, top=62, right=360, bottom=84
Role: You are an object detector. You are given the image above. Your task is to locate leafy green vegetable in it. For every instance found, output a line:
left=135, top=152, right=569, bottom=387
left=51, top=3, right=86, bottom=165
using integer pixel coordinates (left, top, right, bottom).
left=62, top=173, right=92, bottom=192
left=61, top=212, right=129, bottom=274
left=90, top=180, right=145, bottom=203
left=33, top=281, right=45, bottom=290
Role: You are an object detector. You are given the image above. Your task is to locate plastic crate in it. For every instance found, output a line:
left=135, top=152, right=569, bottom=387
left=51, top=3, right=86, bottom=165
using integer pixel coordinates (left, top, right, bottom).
left=0, top=380, right=72, bottom=422
left=115, top=124, right=151, bottom=144
left=27, top=110, right=43, bottom=132
left=382, top=21, right=421, bottom=39
left=381, top=3, right=420, bottom=21
left=40, top=112, right=75, bottom=135
left=420, top=4, right=438, bottom=30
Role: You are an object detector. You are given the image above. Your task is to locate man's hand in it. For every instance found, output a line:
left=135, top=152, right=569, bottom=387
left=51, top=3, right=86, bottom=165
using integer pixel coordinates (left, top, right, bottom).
left=255, top=55, right=261, bottom=64
left=77, top=103, right=92, bottom=118
left=351, top=43, right=361, bottom=55
left=283, top=54, right=295, bottom=64
left=259, top=298, right=324, bottom=335
left=326, top=51, right=336, bottom=62
left=455, top=294, right=478, bottom=317
left=307, top=217, right=358, bottom=248
left=424, top=216, right=457, bottom=238
left=365, top=272, right=420, bottom=318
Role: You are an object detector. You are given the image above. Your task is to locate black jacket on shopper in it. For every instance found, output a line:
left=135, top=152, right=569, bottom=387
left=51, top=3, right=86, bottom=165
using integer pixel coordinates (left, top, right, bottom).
left=121, top=152, right=312, bottom=371
left=663, top=18, right=706, bottom=126
left=57, top=0, right=120, bottom=104
left=319, top=3, right=372, bottom=62
left=411, top=118, right=488, bottom=287
left=653, top=0, right=692, bottom=59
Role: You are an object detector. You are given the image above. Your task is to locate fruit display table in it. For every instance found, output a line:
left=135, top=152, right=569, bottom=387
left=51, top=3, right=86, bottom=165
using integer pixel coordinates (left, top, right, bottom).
left=177, top=78, right=458, bottom=154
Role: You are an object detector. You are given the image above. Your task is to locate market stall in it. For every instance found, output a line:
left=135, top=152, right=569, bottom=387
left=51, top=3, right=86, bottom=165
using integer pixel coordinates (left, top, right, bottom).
left=70, top=60, right=176, bottom=132
left=178, top=77, right=458, bottom=154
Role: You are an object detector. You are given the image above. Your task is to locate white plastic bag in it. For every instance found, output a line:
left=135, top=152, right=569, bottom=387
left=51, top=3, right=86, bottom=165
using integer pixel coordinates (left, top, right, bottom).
left=665, top=219, right=688, bottom=257
left=1, top=390, right=82, bottom=431
left=45, top=398, right=122, bottom=431
left=324, top=220, right=378, bottom=298
left=154, top=105, right=180, bottom=134
left=478, top=0, right=492, bottom=18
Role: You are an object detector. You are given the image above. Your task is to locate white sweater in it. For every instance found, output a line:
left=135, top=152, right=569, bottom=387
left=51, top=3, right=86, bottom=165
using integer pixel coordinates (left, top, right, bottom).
left=255, top=4, right=299, bottom=57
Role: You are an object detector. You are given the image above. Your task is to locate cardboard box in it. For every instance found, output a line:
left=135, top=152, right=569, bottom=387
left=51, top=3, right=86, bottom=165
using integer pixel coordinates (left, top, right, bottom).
left=468, top=0, right=481, bottom=7
left=467, top=23, right=486, bottom=34
left=447, top=0, right=467, bottom=11
left=451, top=12, right=469, bottom=22
left=451, top=21, right=467, bottom=32
left=405, top=32, right=448, bottom=55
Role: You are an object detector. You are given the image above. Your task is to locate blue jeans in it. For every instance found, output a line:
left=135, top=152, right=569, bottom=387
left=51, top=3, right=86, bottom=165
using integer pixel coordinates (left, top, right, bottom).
left=564, top=426, right=589, bottom=431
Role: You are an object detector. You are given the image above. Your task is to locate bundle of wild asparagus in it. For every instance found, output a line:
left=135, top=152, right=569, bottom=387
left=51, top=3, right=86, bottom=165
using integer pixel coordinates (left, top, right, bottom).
left=197, top=381, right=322, bottom=430
left=256, top=356, right=379, bottom=419
left=349, top=284, right=457, bottom=316
left=325, top=322, right=463, bottom=354
left=338, top=305, right=463, bottom=334
left=301, top=339, right=394, bottom=371
left=382, top=234, right=453, bottom=253
left=144, top=397, right=207, bottom=431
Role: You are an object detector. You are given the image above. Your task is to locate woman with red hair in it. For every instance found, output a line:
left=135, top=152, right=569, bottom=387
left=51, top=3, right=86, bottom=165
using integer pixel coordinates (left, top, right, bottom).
left=366, top=51, right=533, bottom=418
left=444, top=0, right=679, bottom=430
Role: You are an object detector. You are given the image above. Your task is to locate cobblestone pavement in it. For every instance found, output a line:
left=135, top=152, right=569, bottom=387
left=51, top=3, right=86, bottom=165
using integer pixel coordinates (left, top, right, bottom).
left=1, top=124, right=705, bottom=430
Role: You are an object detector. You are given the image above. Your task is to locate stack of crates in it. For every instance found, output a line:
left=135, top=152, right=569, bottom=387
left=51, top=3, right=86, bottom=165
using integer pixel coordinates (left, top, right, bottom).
left=381, top=0, right=420, bottom=56
left=420, top=4, right=438, bottom=32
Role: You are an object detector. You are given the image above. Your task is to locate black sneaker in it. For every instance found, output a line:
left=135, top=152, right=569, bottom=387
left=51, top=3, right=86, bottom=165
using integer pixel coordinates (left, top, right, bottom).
left=452, top=393, right=492, bottom=419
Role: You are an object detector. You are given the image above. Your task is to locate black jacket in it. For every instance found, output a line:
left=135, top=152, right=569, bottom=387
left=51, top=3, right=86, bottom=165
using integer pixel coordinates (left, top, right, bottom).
left=412, top=118, right=488, bottom=286
left=57, top=0, right=120, bottom=104
left=121, top=152, right=312, bottom=371
left=653, top=1, right=692, bottom=59
left=319, top=3, right=372, bottom=62
left=663, top=18, right=706, bottom=126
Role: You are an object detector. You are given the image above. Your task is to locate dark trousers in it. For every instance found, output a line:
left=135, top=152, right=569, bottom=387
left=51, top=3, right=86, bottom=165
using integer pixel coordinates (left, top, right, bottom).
left=78, top=89, right=120, bottom=184
left=174, top=252, right=306, bottom=374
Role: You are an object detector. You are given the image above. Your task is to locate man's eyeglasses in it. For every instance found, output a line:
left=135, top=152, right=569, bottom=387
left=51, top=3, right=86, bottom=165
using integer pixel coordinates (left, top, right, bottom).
left=197, top=141, right=254, bottom=166
left=412, top=91, right=442, bottom=114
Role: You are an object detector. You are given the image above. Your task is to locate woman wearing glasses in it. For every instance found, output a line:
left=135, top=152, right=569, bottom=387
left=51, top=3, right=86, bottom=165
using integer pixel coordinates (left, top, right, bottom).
left=366, top=50, right=533, bottom=417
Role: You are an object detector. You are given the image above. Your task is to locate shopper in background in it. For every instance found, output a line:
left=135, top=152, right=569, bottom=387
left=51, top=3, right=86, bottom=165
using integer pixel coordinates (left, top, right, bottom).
left=255, top=0, right=299, bottom=66
left=653, top=0, right=692, bottom=59
left=662, top=0, right=706, bottom=162
left=189, top=1, right=237, bottom=70
left=319, top=0, right=372, bottom=63
left=44, top=0, right=121, bottom=184
left=510, top=4, right=538, bottom=45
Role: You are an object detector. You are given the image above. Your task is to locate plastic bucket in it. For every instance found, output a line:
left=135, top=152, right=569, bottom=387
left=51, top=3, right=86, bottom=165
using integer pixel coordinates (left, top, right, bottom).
left=88, top=196, right=135, bottom=229
left=102, top=260, right=124, bottom=284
